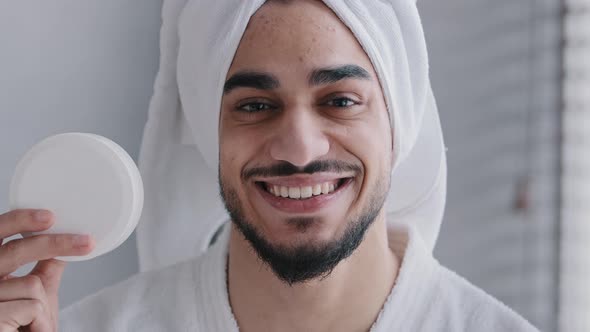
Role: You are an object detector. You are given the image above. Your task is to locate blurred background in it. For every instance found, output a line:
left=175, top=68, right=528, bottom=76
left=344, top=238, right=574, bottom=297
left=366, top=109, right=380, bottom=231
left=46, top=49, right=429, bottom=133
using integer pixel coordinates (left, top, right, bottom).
left=0, top=1, right=587, bottom=331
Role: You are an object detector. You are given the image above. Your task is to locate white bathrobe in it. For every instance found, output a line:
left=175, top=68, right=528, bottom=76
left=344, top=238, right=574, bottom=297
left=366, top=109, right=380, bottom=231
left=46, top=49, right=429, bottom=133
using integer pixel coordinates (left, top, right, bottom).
left=60, top=223, right=537, bottom=331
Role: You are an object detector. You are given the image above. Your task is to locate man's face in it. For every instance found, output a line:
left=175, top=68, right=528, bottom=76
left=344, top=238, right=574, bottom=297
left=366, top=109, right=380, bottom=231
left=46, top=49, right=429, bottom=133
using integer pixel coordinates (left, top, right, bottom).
left=219, top=0, right=393, bottom=284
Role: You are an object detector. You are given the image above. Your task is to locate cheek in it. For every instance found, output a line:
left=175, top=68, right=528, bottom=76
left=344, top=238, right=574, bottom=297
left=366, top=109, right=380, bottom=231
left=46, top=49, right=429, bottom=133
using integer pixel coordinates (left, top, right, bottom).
left=221, top=129, right=263, bottom=170
left=219, top=122, right=242, bottom=186
left=219, top=139, right=244, bottom=186
left=347, top=96, right=393, bottom=160
left=344, top=117, right=392, bottom=167
left=219, top=118, right=272, bottom=191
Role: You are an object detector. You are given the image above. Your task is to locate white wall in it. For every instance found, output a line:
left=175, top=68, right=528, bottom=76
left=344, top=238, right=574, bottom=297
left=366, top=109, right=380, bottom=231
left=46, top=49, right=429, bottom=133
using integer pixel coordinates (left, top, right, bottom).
left=0, top=1, right=162, bottom=307
left=419, top=1, right=561, bottom=331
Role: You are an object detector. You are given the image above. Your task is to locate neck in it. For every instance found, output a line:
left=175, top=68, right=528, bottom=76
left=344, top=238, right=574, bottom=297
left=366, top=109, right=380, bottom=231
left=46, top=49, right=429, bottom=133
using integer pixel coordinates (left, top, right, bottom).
left=227, top=212, right=399, bottom=332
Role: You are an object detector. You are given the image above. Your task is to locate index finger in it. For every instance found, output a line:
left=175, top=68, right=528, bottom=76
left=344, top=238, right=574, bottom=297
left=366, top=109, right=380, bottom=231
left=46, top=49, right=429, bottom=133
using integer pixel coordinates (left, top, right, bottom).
left=0, top=209, right=54, bottom=240
left=0, top=234, right=93, bottom=277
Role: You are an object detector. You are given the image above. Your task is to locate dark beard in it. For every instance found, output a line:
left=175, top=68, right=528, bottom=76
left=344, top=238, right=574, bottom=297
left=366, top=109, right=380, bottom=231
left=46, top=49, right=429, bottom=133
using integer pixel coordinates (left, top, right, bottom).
left=219, top=170, right=389, bottom=285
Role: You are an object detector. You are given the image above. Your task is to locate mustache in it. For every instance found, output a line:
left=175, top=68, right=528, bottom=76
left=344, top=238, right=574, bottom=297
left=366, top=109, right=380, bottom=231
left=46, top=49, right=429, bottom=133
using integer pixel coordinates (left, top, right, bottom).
left=242, top=160, right=362, bottom=181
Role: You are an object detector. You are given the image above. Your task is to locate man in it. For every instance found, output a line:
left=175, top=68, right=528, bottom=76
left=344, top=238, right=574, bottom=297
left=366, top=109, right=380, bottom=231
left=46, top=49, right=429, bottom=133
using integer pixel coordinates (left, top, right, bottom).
left=0, top=0, right=538, bottom=331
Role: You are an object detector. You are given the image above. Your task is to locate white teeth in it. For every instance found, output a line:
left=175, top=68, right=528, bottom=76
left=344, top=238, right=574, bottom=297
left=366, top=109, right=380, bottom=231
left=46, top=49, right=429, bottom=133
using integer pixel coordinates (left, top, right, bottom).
left=321, top=183, right=330, bottom=194
left=266, top=181, right=343, bottom=199
left=301, top=186, right=313, bottom=199
left=288, top=187, right=301, bottom=199
left=280, top=186, right=289, bottom=198
left=312, top=184, right=322, bottom=196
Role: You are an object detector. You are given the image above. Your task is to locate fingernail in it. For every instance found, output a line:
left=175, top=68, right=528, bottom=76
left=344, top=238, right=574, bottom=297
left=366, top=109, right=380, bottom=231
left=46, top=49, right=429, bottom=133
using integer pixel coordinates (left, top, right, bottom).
left=34, top=210, right=52, bottom=222
left=72, top=235, right=90, bottom=247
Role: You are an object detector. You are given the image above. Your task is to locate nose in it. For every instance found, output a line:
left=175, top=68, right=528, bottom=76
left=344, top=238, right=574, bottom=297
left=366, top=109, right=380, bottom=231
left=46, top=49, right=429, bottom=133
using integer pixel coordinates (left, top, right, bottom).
left=269, top=108, right=330, bottom=167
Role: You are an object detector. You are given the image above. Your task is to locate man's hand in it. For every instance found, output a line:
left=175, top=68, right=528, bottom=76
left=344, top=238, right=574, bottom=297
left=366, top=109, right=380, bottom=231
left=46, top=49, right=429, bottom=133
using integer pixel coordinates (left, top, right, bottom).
left=0, top=209, right=94, bottom=332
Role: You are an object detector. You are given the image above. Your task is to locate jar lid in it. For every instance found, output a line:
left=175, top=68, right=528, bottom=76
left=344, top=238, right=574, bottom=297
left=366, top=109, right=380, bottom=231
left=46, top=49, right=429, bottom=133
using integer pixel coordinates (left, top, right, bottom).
left=9, top=133, right=144, bottom=261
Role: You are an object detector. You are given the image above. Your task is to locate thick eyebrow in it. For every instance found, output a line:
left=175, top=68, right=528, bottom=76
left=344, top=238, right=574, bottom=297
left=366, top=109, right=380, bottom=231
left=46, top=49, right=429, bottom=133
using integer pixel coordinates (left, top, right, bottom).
left=309, top=65, right=372, bottom=86
left=223, top=71, right=280, bottom=94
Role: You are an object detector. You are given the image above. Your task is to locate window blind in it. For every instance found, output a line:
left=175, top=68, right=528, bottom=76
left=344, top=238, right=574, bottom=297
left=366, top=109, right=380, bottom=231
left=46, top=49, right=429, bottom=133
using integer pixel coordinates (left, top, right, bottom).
left=560, top=1, right=590, bottom=331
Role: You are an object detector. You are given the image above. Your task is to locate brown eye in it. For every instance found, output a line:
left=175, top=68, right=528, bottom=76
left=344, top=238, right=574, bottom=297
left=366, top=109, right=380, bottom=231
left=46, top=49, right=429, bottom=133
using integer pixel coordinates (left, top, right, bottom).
left=236, top=102, right=276, bottom=113
left=326, top=97, right=359, bottom=108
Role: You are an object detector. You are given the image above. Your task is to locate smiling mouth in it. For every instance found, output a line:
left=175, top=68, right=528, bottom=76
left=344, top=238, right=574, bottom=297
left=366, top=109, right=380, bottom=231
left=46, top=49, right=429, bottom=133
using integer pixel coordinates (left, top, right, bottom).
left=255, top=178, right=352, bottom=200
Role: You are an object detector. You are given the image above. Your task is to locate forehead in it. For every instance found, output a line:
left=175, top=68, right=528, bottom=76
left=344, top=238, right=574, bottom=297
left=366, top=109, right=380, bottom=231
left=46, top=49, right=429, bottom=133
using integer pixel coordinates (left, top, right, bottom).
left=227, top=0, right=375, bottom=78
